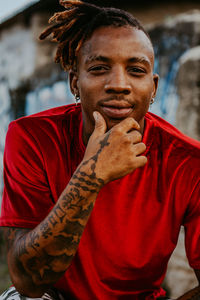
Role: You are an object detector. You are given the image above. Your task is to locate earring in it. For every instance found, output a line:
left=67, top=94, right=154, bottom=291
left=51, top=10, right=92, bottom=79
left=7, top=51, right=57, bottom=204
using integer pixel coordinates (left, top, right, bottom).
left=150, top=98, right=155, bottom=105
left=74, top=94, right=80, bottom=106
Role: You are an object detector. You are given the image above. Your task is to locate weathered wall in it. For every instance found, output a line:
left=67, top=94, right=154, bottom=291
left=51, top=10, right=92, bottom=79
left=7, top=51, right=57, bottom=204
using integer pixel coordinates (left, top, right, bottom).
left=176, top=46, right=200, bottom=140
left=148, top=10, right=200, bottom=127
left=168, top=42, right=200, bottom=298
left=0, top=23, right=36, bottom=197
left=0, top=12, right=73, bottom=199
left=164, top=228, right=198, bottom=298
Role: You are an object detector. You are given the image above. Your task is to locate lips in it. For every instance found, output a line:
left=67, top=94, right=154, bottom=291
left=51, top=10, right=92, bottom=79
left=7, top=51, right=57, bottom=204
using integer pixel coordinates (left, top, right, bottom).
left=100, top=100, right=134, bottom=119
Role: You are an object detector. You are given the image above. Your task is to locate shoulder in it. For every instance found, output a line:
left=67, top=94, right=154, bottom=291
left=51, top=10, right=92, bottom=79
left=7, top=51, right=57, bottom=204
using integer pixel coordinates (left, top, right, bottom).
left=7, top=103, right=81, bottom=139
left=145, top=113, right=200, bottom=188
left=146, top=112, right=200, bottom=156
left=5, top=104, right=82, bottom=158
left=10, top=103, right=81, bottom=129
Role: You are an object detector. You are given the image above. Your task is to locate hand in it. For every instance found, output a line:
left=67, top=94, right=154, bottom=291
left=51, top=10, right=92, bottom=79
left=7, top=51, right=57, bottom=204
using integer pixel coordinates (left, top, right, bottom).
left=83, top=111, right=147, bottom=184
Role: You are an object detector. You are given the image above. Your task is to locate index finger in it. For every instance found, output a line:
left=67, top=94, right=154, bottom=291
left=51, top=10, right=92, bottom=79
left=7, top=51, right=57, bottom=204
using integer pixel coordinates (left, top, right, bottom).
left=113, top=117, right=140, bottom=133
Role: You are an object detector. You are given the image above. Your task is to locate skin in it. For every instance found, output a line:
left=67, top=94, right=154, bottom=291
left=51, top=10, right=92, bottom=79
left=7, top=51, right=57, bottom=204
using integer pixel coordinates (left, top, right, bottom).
left=3, top=25, right=200, bottom=297
left=71, top=26, right=158, bottom=144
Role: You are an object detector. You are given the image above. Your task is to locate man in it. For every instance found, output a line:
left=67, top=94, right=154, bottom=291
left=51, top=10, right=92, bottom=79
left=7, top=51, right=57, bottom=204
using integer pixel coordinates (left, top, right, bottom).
left=0, top=1, right=200, bottom=299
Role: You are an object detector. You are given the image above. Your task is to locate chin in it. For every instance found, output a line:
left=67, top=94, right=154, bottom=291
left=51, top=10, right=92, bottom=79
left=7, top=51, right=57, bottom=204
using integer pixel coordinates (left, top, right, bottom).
left=106, top=118, right=124, bottom=130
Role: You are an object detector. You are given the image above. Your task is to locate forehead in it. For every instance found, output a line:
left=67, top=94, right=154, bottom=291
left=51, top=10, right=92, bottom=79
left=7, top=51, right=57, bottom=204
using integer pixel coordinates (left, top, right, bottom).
left=78, top=25, right=154, bottom=67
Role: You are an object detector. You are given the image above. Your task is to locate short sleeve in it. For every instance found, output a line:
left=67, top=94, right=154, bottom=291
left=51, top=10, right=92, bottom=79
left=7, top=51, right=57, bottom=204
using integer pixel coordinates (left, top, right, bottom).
left=183, top=180, right=200, bottom=269
left=0, top=120, right=54, bottom=228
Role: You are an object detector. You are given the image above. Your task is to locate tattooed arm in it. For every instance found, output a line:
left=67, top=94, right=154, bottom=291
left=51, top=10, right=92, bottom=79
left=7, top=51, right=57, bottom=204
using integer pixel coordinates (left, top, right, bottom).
left=4, top=112, right=147, bottom=297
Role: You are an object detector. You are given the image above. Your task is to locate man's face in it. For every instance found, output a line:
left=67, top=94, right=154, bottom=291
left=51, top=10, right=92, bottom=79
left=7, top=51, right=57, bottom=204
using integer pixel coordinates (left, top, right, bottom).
left=70, top=25, right=158, bottom=139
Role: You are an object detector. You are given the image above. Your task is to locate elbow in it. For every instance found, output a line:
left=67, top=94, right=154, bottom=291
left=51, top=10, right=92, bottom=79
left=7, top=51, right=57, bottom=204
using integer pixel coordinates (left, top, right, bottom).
left=9, top=272, right=48, bottom=298
left=11, top=281, right=47, bottom=298
left=15, top=288, right=45, bottom=298
left=7, top=257, right=50, bottom=297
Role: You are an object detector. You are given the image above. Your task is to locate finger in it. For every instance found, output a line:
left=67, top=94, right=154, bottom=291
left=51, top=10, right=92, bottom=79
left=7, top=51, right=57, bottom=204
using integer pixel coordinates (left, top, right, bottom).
left=114, top=117, right=140, bottom=134
left=92, top=111, right=107, bottom=137
left=134, top=155, right=148, bottom=168
left=127, top=130, right=142, bottom=144
left=133, top=142, right=146, bottom=156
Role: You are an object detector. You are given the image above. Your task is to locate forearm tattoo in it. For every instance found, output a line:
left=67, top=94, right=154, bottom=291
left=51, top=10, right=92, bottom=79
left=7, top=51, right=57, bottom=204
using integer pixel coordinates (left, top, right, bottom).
left=5, top=133, right=110, bottom=286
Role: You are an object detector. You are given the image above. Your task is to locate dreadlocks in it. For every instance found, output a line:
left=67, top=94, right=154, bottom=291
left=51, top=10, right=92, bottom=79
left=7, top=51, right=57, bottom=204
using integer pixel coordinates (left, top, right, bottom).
left=39, top=0, right=150, bottom=71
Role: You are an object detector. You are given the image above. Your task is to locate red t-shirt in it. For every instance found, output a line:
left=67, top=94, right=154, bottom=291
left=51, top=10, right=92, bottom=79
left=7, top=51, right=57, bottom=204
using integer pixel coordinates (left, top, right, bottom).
left=1, top=104, right=200, bottom=299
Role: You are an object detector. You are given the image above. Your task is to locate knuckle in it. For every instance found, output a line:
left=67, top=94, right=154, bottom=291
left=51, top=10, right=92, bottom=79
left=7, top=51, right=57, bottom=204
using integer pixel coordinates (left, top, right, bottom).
left=133, top=131, right=142, bottom=142
left=123, top=135, right=132, bottom=145
left=131, top=142, right=146, bottom=155
left=128, top=155, right=134, bottom=164
left=124, top=118, right=136, bottom=129
left=126, top=117, right=134, bottom=124
left=111, top=126, right=123, bottom=136
left=126, top=117, right=139, bottom=128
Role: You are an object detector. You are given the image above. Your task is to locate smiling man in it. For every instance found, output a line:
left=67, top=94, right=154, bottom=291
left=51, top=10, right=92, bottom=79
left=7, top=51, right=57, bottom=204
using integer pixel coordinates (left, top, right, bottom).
left=72, top=25, right=158, bottom=140
left=0, top=1, right=200, bottom=300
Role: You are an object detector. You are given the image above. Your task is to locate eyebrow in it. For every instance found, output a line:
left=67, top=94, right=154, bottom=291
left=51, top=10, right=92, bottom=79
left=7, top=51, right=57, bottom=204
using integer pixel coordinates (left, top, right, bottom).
left=85, top=55, right=110, bottom=64
left=85, top=55, right=151, bottom=67
left=128, top=57, right=151, bottom=67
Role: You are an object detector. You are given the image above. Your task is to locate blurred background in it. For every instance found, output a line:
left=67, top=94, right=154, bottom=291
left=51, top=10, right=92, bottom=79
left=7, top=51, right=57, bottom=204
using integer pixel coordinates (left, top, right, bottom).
left=0, top=0, right=200, bottom=297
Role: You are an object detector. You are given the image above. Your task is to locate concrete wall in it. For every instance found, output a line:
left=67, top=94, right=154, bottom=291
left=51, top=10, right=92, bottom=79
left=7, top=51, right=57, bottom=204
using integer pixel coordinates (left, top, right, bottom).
left=176, top=46, right=200, bottom=140
left=0, top=12, right=73, bottom=199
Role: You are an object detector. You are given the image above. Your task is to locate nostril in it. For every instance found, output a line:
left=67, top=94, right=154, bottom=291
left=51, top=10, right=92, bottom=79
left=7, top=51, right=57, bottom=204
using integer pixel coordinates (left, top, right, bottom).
left=105, top=88, right=131, bottom=95
left=124, top=90, right=130, bottom=95
left=104, top=82, right=131, bottom=94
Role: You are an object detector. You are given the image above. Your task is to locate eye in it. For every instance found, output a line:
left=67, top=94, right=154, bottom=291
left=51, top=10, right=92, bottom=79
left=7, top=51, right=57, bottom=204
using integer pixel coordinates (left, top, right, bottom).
left=88, top=65, right=109, bottom=74
left=128, top=67, right=146, bottom=75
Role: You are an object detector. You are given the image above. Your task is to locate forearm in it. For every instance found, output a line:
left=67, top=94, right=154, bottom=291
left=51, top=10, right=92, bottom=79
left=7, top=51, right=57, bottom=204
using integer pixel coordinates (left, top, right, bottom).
left=7, top=159, right=104, bottom=296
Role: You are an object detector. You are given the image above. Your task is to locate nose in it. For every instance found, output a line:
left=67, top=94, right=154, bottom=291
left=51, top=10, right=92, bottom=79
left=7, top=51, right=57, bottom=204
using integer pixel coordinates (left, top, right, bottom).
left=104, top=66, right=131, bottom=95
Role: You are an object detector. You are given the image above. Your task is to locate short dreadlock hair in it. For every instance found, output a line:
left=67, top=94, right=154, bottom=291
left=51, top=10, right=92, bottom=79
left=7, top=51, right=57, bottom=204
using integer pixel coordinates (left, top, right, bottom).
left=39, top=0, right=151, bottom=71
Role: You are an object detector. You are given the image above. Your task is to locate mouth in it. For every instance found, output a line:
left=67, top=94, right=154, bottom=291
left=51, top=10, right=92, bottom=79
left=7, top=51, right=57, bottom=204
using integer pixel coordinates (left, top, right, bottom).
left=100, top=100, right=134, bottom=119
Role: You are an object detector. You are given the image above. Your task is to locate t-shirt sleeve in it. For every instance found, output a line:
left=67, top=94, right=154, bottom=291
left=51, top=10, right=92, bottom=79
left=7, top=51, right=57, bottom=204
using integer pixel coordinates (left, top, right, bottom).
left=183, top=179, right=200, bottom=269
left=0, top=120, right=54, bottom=228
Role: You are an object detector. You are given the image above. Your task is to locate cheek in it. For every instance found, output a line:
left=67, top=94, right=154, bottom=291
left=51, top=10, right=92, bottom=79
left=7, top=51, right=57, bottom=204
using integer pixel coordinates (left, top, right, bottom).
left=79, top=85, right=96, bottom=117
left=78, top=73, right=105, bottom=97
left=79, top=79, right=96, bottom=101
left=80, top=91, right=96, bottom=116
left=137, top=82, right=154, bottom=102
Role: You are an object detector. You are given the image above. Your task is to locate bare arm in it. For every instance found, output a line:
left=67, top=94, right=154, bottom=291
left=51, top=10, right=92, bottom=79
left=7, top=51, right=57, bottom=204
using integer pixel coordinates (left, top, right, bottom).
left=4, top=159, right=103, bottom=297
left=4, top=112, right=147, bottom=297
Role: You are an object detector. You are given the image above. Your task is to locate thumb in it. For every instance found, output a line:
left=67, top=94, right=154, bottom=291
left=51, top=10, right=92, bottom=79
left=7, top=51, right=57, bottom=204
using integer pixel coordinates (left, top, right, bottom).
left=93, top=111, right=107, bottom=136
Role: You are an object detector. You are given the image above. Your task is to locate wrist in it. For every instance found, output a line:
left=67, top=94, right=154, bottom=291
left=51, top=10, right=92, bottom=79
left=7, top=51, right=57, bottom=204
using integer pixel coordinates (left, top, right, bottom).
left=77, top=159, right=105, bottom=191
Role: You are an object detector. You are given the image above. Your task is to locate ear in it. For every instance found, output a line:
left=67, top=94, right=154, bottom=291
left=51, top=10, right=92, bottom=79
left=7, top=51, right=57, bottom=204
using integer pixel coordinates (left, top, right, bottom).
left=152, top=73, right=159, bottom=98
left=69, top=69, right=79, bottom=96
